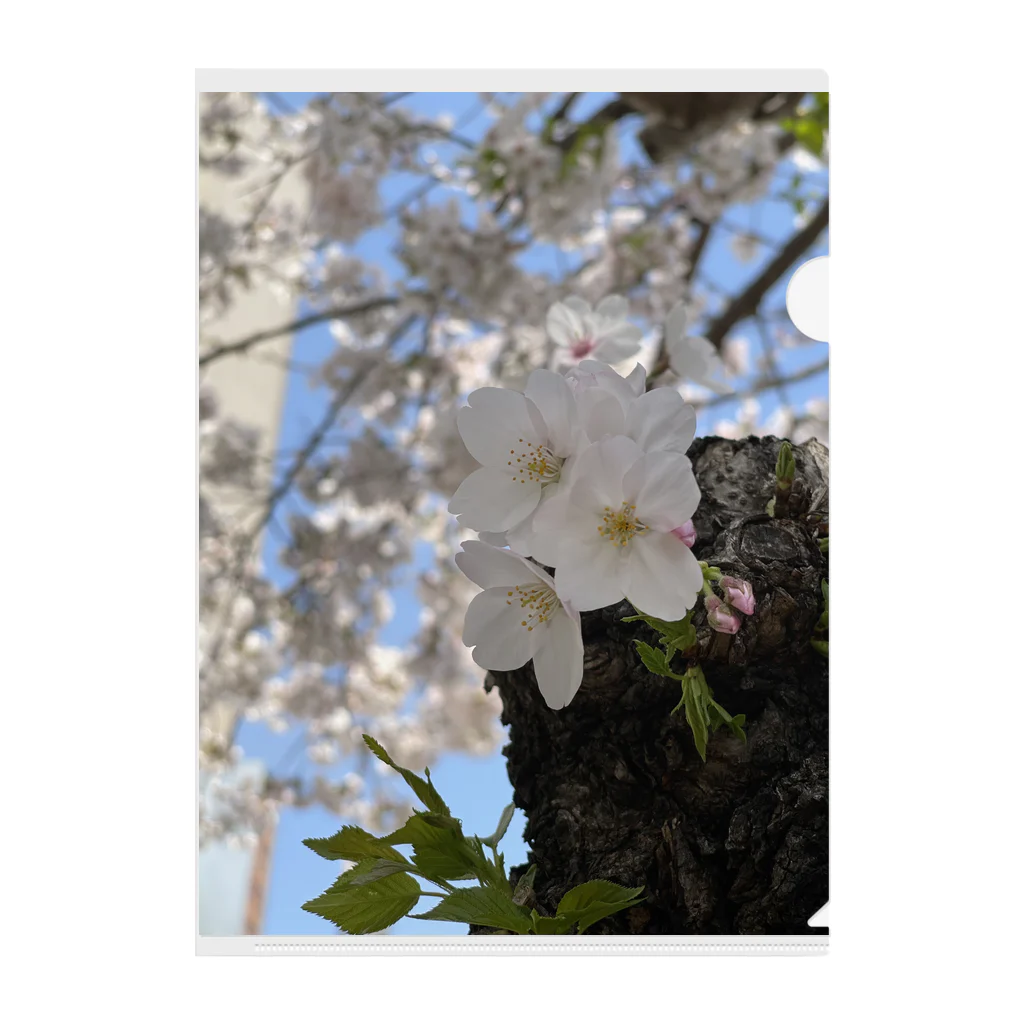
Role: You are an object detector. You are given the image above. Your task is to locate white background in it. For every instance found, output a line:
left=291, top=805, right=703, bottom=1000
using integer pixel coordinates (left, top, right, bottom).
left=3, top=5, right=1020, bottom=1021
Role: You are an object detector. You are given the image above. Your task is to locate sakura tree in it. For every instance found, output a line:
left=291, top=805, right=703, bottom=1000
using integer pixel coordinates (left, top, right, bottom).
left=197, top=90, right=829, bottom=858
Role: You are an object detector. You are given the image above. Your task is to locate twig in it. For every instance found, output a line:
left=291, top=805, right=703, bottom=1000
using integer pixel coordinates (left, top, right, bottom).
left=199, top=295, right=400, bottom=367
left=691, top=358, right=829, bottom=411
left=251, top=312, right=419, bottom=539
left=704, top=199, right=829, bottom=350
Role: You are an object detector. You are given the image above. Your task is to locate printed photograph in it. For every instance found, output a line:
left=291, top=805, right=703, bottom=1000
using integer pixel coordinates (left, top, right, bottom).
left=197, top=89, right=829, bottom=937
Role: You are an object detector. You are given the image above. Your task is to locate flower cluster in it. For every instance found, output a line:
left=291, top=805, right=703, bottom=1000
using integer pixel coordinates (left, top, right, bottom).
left=450, top=298, right=713, bottom=710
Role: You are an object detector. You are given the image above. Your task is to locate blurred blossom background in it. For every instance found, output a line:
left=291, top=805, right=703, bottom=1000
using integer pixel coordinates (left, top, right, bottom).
left=196, top=90, right=829, bottom=935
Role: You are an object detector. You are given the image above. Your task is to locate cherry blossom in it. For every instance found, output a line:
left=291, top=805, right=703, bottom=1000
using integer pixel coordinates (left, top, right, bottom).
left=529, top=436, right=704, bottom=621
left=665, top=302, right=731, bottom=394
left=455, top=540, right=584, bottom=710
left=448, top=368, right=578, bottom=534
left=547, top=296, right=643, bottom=364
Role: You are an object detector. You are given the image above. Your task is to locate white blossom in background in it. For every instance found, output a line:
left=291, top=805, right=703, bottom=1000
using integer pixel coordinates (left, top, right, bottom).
left=722, top=336, right=751, bottom=377
left=546, top=295, right=643, bottom=365
left=665, top=302, right=731, bottom=394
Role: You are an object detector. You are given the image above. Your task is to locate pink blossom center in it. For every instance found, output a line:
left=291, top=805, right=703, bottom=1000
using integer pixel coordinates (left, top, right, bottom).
left=571, top=336, right=595, bottom=359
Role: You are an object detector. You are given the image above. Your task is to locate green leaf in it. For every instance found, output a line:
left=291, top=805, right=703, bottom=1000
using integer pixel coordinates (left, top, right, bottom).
left=302, top=870, right=422, bottom=934
left=345, top=858, right=416, bottom=886
left=708, top=700, right=748, bottom=743
left=410, top=887, right=532, bottom=934
left=384, top=812, right=482, bottom=883
left=811, top=638, right=829, bottom=657
left=411, top=843, right=478, bottom=883
left=480, top=802, right=515, bottom=849
left=363, top=735, right=450, bottom=814
left=775, top=440, right=795, bottom=489
left=418, top=812, right=463, bottom=832
left=302, top=825, right=406, bottom=864
left=633, top=640, right=675, bottom=677
left=624, top=611, right=696, bottom=653
left=556, top=880, right=646, bottom=934
left=683, top=682, right=709, bottom=762
left=383, top=812, right=452, bottom=847
left=531, top=910, right=572, bottom=934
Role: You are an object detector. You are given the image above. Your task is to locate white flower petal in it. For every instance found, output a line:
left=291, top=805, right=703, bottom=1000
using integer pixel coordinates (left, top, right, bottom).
left=546, top=301, right=583, bottom=347
left=628, top=451, right=701, bottom=530
left=625, top=388, right=696, bottom=455
left=624, top=363, right=648, bottom=395
left=455, top=540, right=539, bottom=590
left=624, top=532, right=703, bottom=621
left=477, top=530, right=509, bottom=547
left=665, top=301, right=688, bottom=344
left=449, top=466, right=541, bottom=532
left=457, top=388, right=542, bottom=467
left=569, top=435, right=643, bottom=511
left=525, top=369, right=577, bottom=456
left=531, top=610, right=585, bottom=709
left=506, top=481, right=564, bottom=559
left=592, top=332, right=642, bottom=364
left=577, top=388, right=627, bottom=442
left=562, top=296, right=592, bottom=316
left=597, top=321, right=643, bottom=345
left=595, top=294, right=628, bottom=321
left=530, top=491, right=593, bottom=568
left=464, top=588, right=542, bottom=670
left=552, top=537, right=625, bottom=612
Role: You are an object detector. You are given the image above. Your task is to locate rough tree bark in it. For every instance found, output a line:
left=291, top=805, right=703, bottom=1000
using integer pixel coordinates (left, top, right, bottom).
left=484, top=435, right=828, bottom=935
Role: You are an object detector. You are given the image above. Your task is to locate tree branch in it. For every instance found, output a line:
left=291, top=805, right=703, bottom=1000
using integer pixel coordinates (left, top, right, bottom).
left=704, top=199, right=829, bottom=350
left=199, top=295, right=400, bottom=367
left=251, top=312, right=419, bottom=539
left=692, top=357, right=829, bottom=411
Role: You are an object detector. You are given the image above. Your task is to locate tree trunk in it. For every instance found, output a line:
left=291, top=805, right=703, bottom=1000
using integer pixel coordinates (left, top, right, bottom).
left=486, top=435, right=829, bottom=935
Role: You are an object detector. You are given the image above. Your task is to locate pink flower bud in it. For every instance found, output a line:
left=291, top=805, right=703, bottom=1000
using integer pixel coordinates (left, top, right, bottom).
left=671, top=520, right=696, bottom=547
left=705, top=595, right=741, bottom=634
left=719, top=576, right=756, bottom=616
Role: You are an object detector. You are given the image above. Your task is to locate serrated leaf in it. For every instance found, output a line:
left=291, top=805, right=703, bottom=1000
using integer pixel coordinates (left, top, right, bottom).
left=531, top=910, right=572, bottom=934
left=634, top=640, right=675, bottom=677
left=556, top=880, right=646, bottom=934
left=410, top=886, right=532, bottom=934
left=480, top=802, right=515, bottom=849
left=383, top=812, right=451, bottom=847
left=418, top=812, right=463, bottom=832
left=363, top=734, right=450, bottom=814
left=411, top=843, right=478, bottom=882
left=345, top=858, right=415, bottom=886
left=302, top=825, right=405, bottom=864
left=384, top=812, right=482, bottom=882
left=302, top=870, right=421, bottom=934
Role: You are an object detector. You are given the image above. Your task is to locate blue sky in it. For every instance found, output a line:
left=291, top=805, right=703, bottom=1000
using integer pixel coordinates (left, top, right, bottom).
left=229, top=91, right=828, bottom=935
